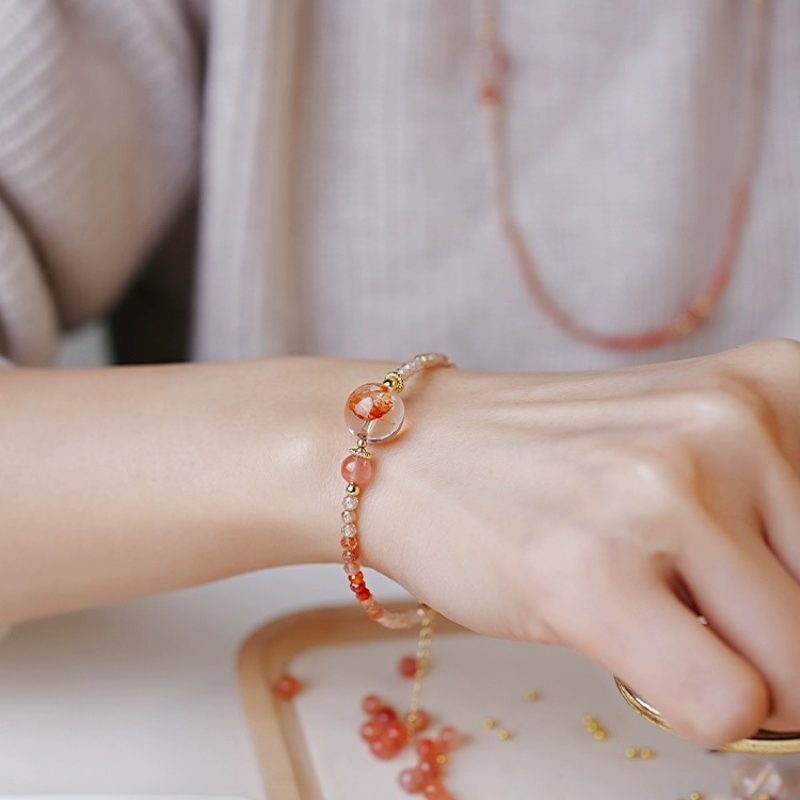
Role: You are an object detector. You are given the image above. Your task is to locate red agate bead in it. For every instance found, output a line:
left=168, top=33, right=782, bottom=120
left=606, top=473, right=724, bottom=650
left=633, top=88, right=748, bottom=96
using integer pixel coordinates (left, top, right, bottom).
left=438, top=724, right=465, bottom=751
left=272, top=673, right=302, bottom=700
left=399, top=766, right=426, bottom=793
left=398, top=654, right=418, bottom=678
left=362, top=694, right=384, bottom=714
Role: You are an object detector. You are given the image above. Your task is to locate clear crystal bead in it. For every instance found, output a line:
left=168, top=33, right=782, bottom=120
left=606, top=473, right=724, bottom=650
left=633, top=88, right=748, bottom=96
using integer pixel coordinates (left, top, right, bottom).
left=342, top=495, right=359, bottom=511
left=729, top=759, right=785, bottom=800
left=341, top=510, right=356, bottom=524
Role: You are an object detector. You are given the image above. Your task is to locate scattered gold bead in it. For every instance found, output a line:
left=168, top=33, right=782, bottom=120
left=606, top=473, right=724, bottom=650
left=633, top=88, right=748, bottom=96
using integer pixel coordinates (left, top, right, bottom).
left=688, top=793, right=703, bottom=800
left=592, top=729, right=608, bottom=741
left=525, top=690, right=540, bottom=702
left=582, top=714, right=597, bottom=728
left=625, top=747, right=638, bottom=759
left=345, top=483, right=360, bottom=495
left=435, top=754, right=448, bottom=766
left=483, top=718, right=497, bottom=730
left=639, top=747, right=654, bottom=759
left=497, top=728, right=512, bottom=741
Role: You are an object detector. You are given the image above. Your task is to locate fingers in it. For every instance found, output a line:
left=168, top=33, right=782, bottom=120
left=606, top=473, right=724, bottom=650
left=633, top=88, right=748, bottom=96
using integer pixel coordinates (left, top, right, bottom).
left=547, top=548, right=768, bottom=747
left=678, top=516, right=800, bottom=734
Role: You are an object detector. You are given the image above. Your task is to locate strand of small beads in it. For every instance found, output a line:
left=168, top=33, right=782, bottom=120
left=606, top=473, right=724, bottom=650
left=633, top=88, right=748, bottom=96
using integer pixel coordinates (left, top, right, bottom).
left=339, top=353, right=453, bottom=629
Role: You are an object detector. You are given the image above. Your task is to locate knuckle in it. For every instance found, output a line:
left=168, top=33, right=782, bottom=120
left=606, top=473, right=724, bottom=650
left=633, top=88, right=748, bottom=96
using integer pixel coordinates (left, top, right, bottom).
left=684, top=382, right=773, bottom=438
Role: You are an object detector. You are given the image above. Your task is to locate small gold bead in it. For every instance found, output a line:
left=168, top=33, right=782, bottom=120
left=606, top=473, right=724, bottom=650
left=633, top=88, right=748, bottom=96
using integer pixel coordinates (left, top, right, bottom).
left=435, top=753, right=448, bottom=766
left=345, top=483, right=360, bottom=496
left=497, top=728, right=512, bottom=741
left=624, top=747, right=638, bottom=759
left=688, top=792, right=703, bottom=800
left=483, top=717, right=497, bottom=730
left=639, top=747, right=654, bottom=759
left=592, top=729, right=608, bottom=741
left=383, top=371, right=404, bottom=393
left=356, top=438, right=368, bottom=448
left=525, top=690, right=540, bottom=702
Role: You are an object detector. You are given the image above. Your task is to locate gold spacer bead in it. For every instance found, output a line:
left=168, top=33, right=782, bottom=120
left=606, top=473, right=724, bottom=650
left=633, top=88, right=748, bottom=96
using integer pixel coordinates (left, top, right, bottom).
left=639, top=747, right=654, bottom=759
left=383, top=371, right=404, bottom=393
left=525, top=690, right=540, bottom=702
left=345, top=484, right=360, bottom=496
left=349, top=446, right=372, bottom=459
left=592, top=729, right=608, bottom=741
left=688, top=793, right=703, bottom=800
left=356, top=438, right=368, bottom=448
left=435, top=753, right=448, bottom=766
left=624, top=747, right=638, bottom=759
left=483, top=717, right=497, bottom=730
left=497, top=728, right=512, bottom=741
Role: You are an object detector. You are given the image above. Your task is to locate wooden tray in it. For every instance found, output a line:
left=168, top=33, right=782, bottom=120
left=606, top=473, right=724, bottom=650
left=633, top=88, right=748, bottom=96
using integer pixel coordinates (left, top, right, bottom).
left=238, top=604, right=800, bottom=800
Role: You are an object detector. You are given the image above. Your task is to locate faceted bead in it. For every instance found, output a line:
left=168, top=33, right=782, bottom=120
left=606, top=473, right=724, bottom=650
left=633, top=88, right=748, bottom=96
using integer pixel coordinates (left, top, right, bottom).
left=398, top=655, right=417, bottom=678
left=342, top=549, right=359, bottom=564
left=341, top=510, right=356, bottom=524
left=344, top=561, right=361, bottom=576
left=343, top=495, right=359, bottom=511
left=341, top=455, right=373, bottom=486
left=341, top=523, right=357, bottom=537
left=272, top=673, right=302, bottom=700
left=398, top=767, right=426, bottom=794
left=356, top=587, right=371, bottom=601
left=362, top=694, right=385, bottom=714
left=345, top=383, right=405, bottom=442
left=730, top=759, right=786, bottom=800
left=367, top=605, right=384, bottom=621
left=438, top=725, right=465, bottom=751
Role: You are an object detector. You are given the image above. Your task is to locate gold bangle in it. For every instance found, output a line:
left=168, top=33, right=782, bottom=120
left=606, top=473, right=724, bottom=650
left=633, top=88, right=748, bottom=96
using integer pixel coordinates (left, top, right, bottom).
left=615, top=677, right=800, bottom=755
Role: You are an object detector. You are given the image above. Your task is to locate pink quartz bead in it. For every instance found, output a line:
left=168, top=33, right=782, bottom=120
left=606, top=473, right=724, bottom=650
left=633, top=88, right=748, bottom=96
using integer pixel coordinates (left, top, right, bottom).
left=341, top=454, right=373, bottom=485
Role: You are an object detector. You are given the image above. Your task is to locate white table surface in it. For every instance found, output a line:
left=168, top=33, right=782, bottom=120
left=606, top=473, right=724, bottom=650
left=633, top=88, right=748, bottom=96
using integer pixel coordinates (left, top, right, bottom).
left=0, top=564, right=407, bottom=798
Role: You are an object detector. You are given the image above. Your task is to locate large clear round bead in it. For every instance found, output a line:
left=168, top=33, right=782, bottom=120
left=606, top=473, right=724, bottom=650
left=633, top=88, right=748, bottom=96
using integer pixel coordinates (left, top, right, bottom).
left=345, top=383, right=405, bottom=442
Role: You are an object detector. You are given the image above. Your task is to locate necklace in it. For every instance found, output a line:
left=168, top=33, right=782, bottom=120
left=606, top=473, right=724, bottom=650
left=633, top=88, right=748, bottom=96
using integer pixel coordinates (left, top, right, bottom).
left=475, top=0, right=772, bottom=351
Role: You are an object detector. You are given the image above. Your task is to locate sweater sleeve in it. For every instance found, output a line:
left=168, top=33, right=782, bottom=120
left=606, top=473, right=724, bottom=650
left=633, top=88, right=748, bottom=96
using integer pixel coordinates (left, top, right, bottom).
left=0, top=0, right=200, bottom=365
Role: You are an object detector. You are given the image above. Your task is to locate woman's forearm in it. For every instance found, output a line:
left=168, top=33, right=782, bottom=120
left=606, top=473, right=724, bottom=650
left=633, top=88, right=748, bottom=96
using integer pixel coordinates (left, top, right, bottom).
left=0, top=356, right=394, bottom=623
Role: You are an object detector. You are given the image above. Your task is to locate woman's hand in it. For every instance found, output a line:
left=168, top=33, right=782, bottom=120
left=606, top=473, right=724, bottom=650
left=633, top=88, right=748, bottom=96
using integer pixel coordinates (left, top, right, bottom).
left=364, top=339, right=800, bottom=747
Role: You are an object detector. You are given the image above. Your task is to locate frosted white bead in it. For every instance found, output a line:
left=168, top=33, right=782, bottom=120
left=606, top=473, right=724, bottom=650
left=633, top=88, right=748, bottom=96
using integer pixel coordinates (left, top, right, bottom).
left=342, top=495, right=359, bottom=511
left=341, top=510, right=356, bottom=524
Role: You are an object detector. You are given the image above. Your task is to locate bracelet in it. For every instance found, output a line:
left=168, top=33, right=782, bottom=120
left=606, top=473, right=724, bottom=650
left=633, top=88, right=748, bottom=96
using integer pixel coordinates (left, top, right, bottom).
left=338, top=353, right=453, bottom=629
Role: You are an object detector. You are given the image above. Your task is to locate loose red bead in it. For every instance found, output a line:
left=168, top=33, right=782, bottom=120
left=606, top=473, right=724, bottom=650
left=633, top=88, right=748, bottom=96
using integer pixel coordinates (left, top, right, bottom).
left=384, top=718, right=409, bottom=748
left=438, top=724, right=465, bottom=751
left=398, top=655, right=418, bottom=678
left=370, top=736, right=398, bottom=760
left=373, top=705, right=398, bottom=725
left=416, top=737, right=441, bottom=760
left=398, top=766, right=426, bottom=794
left=417, top=757, right=441, bottom=780
left=360, top=719, right=384, bottom=743
left=422, top=779, right=449, bottom=800
left=411, top=707, right=430, bottom=732
left=362, top=694, right=384, bottom=714
left=272, top=673, right=302, bottom=700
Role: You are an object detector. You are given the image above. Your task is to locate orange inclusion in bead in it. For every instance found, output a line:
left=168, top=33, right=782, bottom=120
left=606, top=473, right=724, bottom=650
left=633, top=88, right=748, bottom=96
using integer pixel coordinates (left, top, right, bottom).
left=348, top=383, right=394, bottom=420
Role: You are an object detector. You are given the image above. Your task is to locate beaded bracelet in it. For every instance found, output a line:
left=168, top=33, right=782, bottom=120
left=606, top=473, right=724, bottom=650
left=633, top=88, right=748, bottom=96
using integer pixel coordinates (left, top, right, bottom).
left=339, top=353, right=453, bottom=629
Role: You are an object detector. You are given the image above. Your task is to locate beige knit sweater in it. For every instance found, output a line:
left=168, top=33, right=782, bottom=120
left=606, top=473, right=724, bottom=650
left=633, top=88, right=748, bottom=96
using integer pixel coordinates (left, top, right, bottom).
left=1, top=0, right=798, bottom=372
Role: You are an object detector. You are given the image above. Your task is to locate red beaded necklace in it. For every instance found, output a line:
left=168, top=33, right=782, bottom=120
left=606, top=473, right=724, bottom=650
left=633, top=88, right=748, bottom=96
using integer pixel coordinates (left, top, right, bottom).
left=476, top=0, right=772, bottom=351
